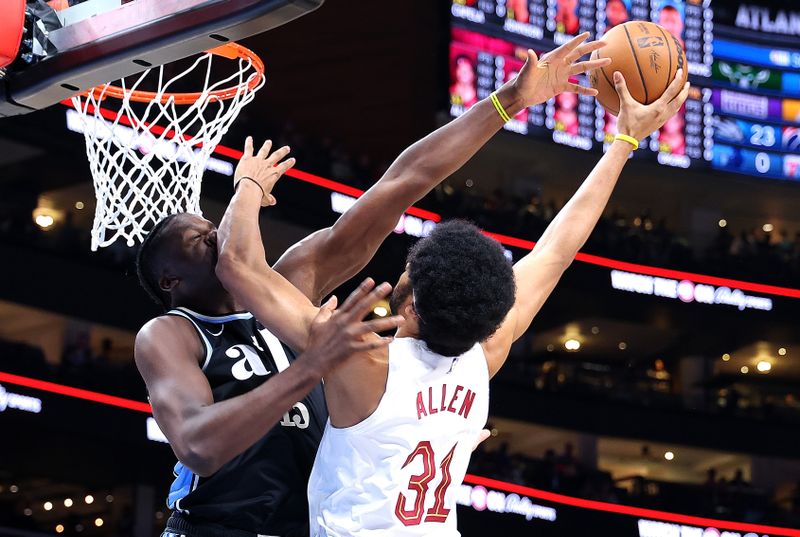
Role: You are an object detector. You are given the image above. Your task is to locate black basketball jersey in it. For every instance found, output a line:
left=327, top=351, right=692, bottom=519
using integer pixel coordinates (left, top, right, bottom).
left=164, top=307, right=327, bottom=537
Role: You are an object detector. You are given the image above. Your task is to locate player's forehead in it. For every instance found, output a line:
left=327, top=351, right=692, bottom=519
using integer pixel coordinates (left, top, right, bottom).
left=170, top=214, right=216, bottom=235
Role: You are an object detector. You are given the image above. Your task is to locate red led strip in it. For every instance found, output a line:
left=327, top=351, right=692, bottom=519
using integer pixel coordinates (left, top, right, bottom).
left=61, top=101, right=800, bottom=300
left=463, top=474, right=800, bottom=536
left=0, top=371, right=152, bottom=413
left=2, top=369, right=797, bottom=535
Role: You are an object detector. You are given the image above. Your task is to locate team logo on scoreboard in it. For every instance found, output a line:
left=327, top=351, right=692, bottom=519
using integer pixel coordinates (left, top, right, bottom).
left=783, top=127, right=800, bottom=152
left=785, top=155, right=800, bottom=179
left=713, top=117, right=745, bottom=143
left=719, top=62, right=771, bottom=90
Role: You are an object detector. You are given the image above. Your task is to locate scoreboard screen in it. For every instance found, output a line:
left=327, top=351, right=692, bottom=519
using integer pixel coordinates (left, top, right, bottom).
left=449, top=0, right=800, bottom=182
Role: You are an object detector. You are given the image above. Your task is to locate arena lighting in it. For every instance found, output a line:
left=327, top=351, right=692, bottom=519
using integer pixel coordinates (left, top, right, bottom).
left=718, top=219, right=727, bottom=228
left=63, top=498, right=73, bottom=507
left=55, top=524, right=64, bottom=534
left=763, top=223, right=774, bottom=233
left=741, top=366, right=749, bottom=374
left=9, top=485, right=18, bottom=493
left=75, top=201, right=84, bottom=210
left=664, top=451, right=675, bottom=461
left=722, top=353, right=731, bottom=361
left=757, top=360, right=772, bottom=373
left=564, top=339, right=581, bottom=351
left=779, top=347, right=787, bottom=356
left=84, top=495, right=93, bottom=504
left=462, top=474, right=800, bottom=537
left=618, top=342, right=627, bottom=350
left=58, top=104, right=800, bottom=302
left=94, top=518, right=103, bottom=527
left=373, top=306, right=388, bottom=317
left=43, top=501, right=52, bottom=511
left=34, top=214, right=54, bottom=229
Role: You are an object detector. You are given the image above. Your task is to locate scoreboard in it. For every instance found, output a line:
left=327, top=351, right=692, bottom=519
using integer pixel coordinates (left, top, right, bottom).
left=449, top=0, right=800, bottom=182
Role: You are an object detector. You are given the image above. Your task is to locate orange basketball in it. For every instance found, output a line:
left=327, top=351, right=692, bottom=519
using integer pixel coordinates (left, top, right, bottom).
left=589, top=21, right=688, bottom=116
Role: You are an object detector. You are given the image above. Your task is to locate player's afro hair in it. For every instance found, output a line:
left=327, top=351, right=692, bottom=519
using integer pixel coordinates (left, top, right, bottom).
left=408, top=220, right=516, bottom=357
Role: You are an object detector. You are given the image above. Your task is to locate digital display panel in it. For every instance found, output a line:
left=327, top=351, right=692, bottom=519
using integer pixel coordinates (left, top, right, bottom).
left=449, top=0, right=800, bottom=182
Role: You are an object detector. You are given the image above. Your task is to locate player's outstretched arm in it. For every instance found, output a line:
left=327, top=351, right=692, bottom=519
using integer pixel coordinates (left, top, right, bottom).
left=215, top=138, right=316, bottom=352
left=273, top=33, right=611, bottom=305
left=482, top=70, right=690, bottom=377
left=135, top=280, right=400, bottom=477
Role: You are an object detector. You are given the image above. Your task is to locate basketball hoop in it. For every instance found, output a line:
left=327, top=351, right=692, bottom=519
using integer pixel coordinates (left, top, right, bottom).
left=70, top=43, right=265, bottom=251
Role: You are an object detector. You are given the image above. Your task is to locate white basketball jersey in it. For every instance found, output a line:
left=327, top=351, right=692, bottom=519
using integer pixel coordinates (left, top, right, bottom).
left=308, top=337, right=490, bottom=537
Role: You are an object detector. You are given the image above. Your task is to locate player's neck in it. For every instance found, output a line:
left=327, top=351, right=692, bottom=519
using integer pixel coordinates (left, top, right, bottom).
left=173, top=288, right=241, bottom=316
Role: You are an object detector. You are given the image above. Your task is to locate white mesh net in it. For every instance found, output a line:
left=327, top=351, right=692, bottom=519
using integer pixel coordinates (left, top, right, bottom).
left=71, top=47, right=264, bottom=250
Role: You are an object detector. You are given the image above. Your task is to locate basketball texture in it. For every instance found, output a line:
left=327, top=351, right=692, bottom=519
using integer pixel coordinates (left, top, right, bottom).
left=589, top=21, right=687, bottom=116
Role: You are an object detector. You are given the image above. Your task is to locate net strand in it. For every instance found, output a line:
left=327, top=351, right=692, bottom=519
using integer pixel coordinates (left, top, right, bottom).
left=71, top=50, right=264, bottom=250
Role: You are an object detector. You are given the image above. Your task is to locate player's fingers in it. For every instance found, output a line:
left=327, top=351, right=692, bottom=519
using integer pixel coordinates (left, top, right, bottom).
left=243, top=136, right=254, bottom=158
left=355, top=316, right=405, bottom=336
left=566, top=39, right=607, bottom=63
left=525, top=48, right=539, bottom=66
left=313, top=296, right=337, bottom=324
left=275, top=157, right=296, bottom=177
left=263, top=194, right=277, bottom=207
left=338, top=278, right=376, bottom=314
left=347, top=282, right=393, bottom=321
left=559, top=32, right=590, bottom=57
left=613, top=71, right=633, bottom=102
left=569, top=58, right=611, bottom=76
left=472, top=429, right=491, bottom=452
left=257, top=139, right=272, bottom=159
left=664, top=83, right=690, bottom=118
left=655, top=69, right=684, bottom=106
left=569, top=83, right=599, bottom=96
left=266, top=145, right=291, bottom=167
left=352, top=336, right=394, bottom=352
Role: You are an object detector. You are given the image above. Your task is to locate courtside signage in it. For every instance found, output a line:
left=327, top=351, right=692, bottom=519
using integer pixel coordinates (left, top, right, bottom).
left=639, top=518, right=769, bottom=537
left=456, top=483, right=557, bottom=523
left=610, top=270, right=773, bottom=312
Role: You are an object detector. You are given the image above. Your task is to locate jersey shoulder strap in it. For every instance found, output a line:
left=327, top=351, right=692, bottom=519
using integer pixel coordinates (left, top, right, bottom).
left=165, top=308, right=214, bottom=370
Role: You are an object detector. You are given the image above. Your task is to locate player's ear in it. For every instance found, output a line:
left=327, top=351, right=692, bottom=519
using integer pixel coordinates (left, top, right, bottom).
left=404, top=302, right=417, bottom=321
left=159, top=274, right=179, bottom=293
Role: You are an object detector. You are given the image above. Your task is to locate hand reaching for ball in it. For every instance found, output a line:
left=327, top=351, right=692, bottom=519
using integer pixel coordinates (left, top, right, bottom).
left=510, top=32, right=612, bottom=106
left=614, top=69, right=690, bottom=142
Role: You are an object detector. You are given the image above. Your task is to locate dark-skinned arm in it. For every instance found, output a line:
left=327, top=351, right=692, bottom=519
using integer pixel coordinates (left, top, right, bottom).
left=135, top=281, right=400, bottom=477
left=274, top=33, right=611, bottom=305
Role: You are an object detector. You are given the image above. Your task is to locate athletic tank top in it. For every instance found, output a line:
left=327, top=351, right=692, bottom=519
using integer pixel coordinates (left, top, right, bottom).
left=307, top=337, right=489, bottom=537
left=164, top=307, right=327, bottom=537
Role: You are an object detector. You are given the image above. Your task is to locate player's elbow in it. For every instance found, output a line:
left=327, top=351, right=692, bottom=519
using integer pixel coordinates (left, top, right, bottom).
left=214, top=250, right=246, bottom=285
left=175, top=441, right=224, bottom=477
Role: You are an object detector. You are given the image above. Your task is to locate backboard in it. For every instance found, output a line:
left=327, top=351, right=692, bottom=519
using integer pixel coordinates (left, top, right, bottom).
left=0, top=0, right=324, bottom=117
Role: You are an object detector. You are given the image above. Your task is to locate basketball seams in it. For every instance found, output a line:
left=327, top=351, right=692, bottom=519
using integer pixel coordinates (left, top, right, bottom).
left=655, top=25, right=673, bottom=97
left=597, top=52, right=619, bottom=115
left=622, top=24, right=649, bottom=104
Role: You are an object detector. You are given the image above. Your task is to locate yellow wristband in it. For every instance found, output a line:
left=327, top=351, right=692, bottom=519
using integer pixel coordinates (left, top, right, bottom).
left=614, top=133, right=639, bottom=150
left=490, top=91, right=512, bottom=123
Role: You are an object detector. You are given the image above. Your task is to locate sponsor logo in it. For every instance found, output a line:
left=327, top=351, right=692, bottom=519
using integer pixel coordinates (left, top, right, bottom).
left=638, top=518, right=767, bottom=537
left=456, top=484, right=557, bottom=522
left=610, top=270, right=773, bottom=311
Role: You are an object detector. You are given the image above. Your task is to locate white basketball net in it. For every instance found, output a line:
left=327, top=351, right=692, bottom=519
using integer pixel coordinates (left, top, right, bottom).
left=71, top=49, right=264, bottom=250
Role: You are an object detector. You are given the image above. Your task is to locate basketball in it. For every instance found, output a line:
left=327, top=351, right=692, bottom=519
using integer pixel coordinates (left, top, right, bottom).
left=589, top=21, right=687, bottom=116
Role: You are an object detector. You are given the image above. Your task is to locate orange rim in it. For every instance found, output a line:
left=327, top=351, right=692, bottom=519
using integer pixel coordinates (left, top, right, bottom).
left=84, top=42, right=264, bottom=105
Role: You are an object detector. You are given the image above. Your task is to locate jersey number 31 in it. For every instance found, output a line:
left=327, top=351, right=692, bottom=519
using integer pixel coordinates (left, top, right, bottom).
left=394, top=441, right=457, bottom=526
